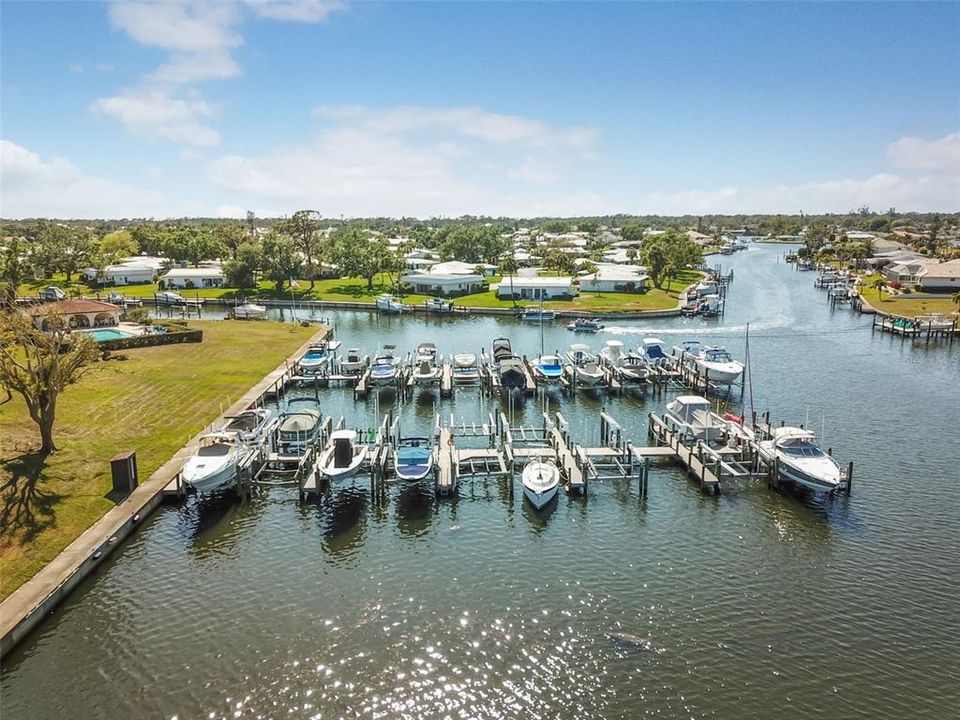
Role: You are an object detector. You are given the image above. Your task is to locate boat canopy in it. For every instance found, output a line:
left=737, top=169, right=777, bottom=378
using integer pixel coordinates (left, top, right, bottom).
left=570, top=343, right=591, bottom=352
left=330, top=429, right=357, bottom=441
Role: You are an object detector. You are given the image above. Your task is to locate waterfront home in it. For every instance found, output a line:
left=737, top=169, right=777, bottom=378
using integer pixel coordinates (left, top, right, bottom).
left=82, top=262, right=156, bottom=286
left=883, top=258, right=943, bottom=285
left=429, top=260, right=498, bottom=277
left=27, top=299, right=121, bottom=330
left=579, top=268, right=650, bottom=293
left=159, top=267, right=225, bottom=289
left=404, top=257, right=438, bottom=273
left=401, top=272, right=484, bottom=296
left=917, top=260, right=960, bottom=291
left=497, top=276, right=575, bottom=300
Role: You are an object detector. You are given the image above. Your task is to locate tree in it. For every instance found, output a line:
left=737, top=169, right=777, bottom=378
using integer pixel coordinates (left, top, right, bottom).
left=100, top=230, right=139, bottom=260
left=626, top=246, right=638, bottom=264
left=870, top=276, right=888, bottom=301
left=578, top=219, right=600, bottom=234
left=57, top=228, right=93, bottom=282
left=223, top=241, right=262, bottom=289
left=499, top=254, right=519, bottom=304
left=639, top=235, right=669, bottom=289
left=1, top=237, right=31, bottom=293
left=621, top=223, right=646, bottom=244
left=275, top=211, right=323, bottom=289
left=261, top=232, right=303, bottom=292
left=952, top=291, right=960, bottom=312
left=0, top=309, right=100, bottom=452
left=214, top=224, right=248, bottom=260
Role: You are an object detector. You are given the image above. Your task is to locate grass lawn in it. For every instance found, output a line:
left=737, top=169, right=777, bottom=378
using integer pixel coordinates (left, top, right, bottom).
left=858, top=275, right=960, bottom=317
left=0, top=320, right=317, bottom=600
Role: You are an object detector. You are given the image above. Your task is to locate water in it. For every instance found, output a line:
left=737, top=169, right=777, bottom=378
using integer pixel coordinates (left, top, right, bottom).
left=3, top=245, right=959, bottom=719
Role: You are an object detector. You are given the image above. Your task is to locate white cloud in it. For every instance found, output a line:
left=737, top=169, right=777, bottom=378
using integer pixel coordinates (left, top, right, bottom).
left=91, top=90, right=221, bottom=147
left=245, top=0, right=348, bottom=23
left=108, top=2, right=242, bottom=53
left=0, top=140, right=201, bottom=218
left=886, top=131, right=960, bottom=172
left=145, top=49, right=241, bottom=85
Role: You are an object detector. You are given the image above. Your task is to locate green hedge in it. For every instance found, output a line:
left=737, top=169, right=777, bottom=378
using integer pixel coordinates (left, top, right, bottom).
left=98, top=328, right=203, bottom=351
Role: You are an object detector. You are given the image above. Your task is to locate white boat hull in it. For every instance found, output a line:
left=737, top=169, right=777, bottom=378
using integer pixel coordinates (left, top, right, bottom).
left=574, top=368, right=606, bottom=386
left=318, top=446, right=367, bottom=480
left=697, top=360, right=744, bottom=385
left=182, top=453, right=240, bottom=493
left=521, top=462, right=561, bottom=509
left=414, top=370, right=441, bottom=386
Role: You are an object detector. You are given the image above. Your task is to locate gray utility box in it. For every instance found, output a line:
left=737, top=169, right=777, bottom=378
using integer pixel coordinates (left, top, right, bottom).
left=110, top=451, right=138, bottom=494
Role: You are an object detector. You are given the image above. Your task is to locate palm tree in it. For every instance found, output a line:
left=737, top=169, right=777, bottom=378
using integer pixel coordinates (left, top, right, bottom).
left=952, top=290, right=960, bottom=313
left=870, top=276, right=888, bottom=301
left=500, top=254, right=519, bottom=305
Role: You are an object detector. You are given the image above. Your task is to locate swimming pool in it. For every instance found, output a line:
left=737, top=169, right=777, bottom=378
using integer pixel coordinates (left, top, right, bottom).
left=87, top=328, right=135, bottom=342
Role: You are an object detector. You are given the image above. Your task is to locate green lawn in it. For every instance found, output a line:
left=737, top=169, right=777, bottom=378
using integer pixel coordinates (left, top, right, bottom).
left=858, top=278, right=959, bottom=317
left=0, top=320, right=318, bottom=599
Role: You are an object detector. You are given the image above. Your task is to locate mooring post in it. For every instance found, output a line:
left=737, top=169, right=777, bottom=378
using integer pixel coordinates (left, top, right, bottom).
left=847, top=461, right=853, bottom=495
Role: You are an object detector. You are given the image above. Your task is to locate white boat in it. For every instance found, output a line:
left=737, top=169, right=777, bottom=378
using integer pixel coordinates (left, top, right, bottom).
left=413, top=343, right=441, bottom=385
left=679, top=341, right=744, bottom=385
left=220, top=408, right=273, bottom=444
left=393, top=437, right=434, bottom=481
left=599, top=340, right=648, bottom=383
left=533, top=354, right=563, bottom=383
left=638, top=337, right=672, bottom=368
left=340, top=348, right=365, bottom=374
left=316, top=429, right=367, bottom=480
left=181, top=433, right=246, bottom=493
left=40, top=286, right=67, bottom=301
left=566, top=344, right=605, bottom=386
left=154, top=291, right=185, bottom=305
left=520, top=307, right=556, bottom=322
left=107, top=292, right=126, bottom=305
left=698, top=294, right=724, bottom=317
left=693, top=280, right=718, bottom=297
left=521, top=459, right=561, bottom=510
left=425, top=297, right=454, bottom=313
left=916, top=313, right=955, bottom=331
left=370, top=346, right=398, bottom=386
left=567, top=317, right=604, bottom=333
left=376, top=294, right=405, bottom=313
left=664, top=395, right=728, bottom=443
left=275, top=399, right=321, bottom=456
left=452, top=353, right=480, bottom=384
left=299, top=341, right=331, bottom=373
left=233, top=302, right=267, bottom=320
left=756, top=427, right=842, bottom=493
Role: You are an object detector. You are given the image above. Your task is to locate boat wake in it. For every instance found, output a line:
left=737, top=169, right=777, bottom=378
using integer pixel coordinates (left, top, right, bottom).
left=601, top=312, right=793, bottom=337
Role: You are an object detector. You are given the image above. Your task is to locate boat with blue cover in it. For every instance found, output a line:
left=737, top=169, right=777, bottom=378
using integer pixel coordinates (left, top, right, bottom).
left=393, top=438, right=434, bottom=481
left=533, top=354, right=564, bottom=383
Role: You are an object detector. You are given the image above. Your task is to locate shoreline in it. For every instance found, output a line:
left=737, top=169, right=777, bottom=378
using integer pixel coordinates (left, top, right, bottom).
left=0, top=326, right=332, bottom=655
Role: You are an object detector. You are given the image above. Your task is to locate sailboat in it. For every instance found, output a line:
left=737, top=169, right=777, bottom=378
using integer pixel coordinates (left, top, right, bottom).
left=521, top=459, right=561, bottom=509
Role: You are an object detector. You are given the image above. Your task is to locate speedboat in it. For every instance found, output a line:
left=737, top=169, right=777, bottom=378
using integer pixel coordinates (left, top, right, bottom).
left=453, top=353, right=480, bottom=384
left=376, top=294, right=404, bottom=313
left=316, top=429, right=367, bottom=480
left=521, top=459, right=561, bottom=510
left=638, top=337, right=672, bottom=368
left=599, top=340, right=647, bottom=383
left=181, top=433, right=246, bottom=493
left=275, top=399, right=321, bottom=456
left=693, top=280, right=718, bottom=297
left=567, top=317, right=604, bottom=333
left=340, top=348, right=365, bottom=374
left=566, top=344, right=605, bottom=386
left=221, top=408, right=273, bottom=445
left=393, top=438, right=434, bottom=481
left=233, top=302, right=267, bottom=320
left=154, top=291, right=185, bottom=305
left=425, top=297, right=454, bottom=313
left=299, top=342, right=330, bottom=373
left=498, top=357, right=527, bottom=390
left=520, top=307, right=556, bottom=322
left=599, top=339, right=626, bottom=368
left=370, top=346, right=398, bottom=386
left=664, top=395, right=727, bottom=443
left=533, top=354, right=563, bottom=383
left=107, top=292, right=126, bottom=305
left=698, top=294, right=724, bottom=317
left=680, top=341, right=744, bottom=385
left=413, top=343, right=441, bottom=386
left=756, top=427, right=842, bottom=493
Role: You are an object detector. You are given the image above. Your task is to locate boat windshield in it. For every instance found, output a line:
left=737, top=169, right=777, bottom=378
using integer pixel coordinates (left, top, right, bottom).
left=705, top=349, right=731, bottom=362
left=780, top=443, right=825, bottom=457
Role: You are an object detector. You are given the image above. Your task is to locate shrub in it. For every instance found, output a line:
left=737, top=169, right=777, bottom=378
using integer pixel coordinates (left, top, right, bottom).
left=125, top=307, right=153, bottom=324
left=901, top=287, right=912, bottom=294
left=889, top=280, right=902, bottom=290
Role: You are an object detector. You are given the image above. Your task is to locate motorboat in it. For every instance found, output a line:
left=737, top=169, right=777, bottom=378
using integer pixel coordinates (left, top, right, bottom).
left=498, top=357, right=527, bottom=390
left=756, top=427, right=842, bottom=493
left=233, top=302, right=267, bottom=320
left=413, top=343, right=441, bottom=386
left=107, top=292, right=126, bottom=305
left=565, top=344, right=605, bottom=386
left=520, top=307, right=556, bottom=322
left=376, top=294, right=405, bottom=313
left=567, top=317, right=604, bottom=333
left=425, top=297, right=454, bottom=313
left=698, top=294, right=724, bottom=317
left=679, top=341, right=744, bottom=385
left=521, top=459, right=561, bottom=510
left=393, top=437, right=434, bottom=481
left=693, top=280, right=718, bottom=297
left=452, top=353, right=480, bottom=384
left=221, top=408, right=273, bottom=445
left=275, top=399, right=321, bottom=456
left=299, top=341, right=331, bottom=373
left=340, top=348, right=365, bottom=374
left=316, top=429, right=367, bottom=480
left=599, top=339, right=626, bottom=368
left=533, top=354, right=563, bottom=383
left=638, top=337, right=672, bottom=368
left=916, top=313, right=955, bottom=331
left=154, top=291, right=185, bottom=305
left=181, top=433, right=246, bottom=493
left=491, top=337, right=514, bottom=367
left=370, top=346, right=398, bottom=386
left=599, top=340, right=647, bottom=383
left=40, top=286, right=67, bottom=301
left=664, top=395, right=728, bottom=443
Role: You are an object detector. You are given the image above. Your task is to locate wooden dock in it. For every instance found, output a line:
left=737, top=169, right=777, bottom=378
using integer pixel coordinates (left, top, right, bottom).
left=440, top=361, right=453, bottom=397
left=435, top=428, right=455, bottom=494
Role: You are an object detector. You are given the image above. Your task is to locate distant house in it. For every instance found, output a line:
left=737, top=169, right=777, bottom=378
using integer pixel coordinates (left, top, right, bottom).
left=159, top=267, right=225, bottom=289
left=401, top=273, right=484, bottom=297
left=82, top=263, right=156, bottom=286
left=497, top=276, right=575, bottom=300
left=917, top=260, right=960, bottom=291
left=884, top=258, right=941, bottom=285
left=27, top=299, right=121, bottom=330
left=430, top=260, right=498, bottom=277
left=579, top=269, right=650, bottom=293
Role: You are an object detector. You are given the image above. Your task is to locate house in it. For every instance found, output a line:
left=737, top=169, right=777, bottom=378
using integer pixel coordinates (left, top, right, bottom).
left=82, top=262, right=156, bottom=286
left=917, top=260, right=960, bottom=291
left=497, top=276, right=575, bottom=300
left=429, top=260, right=498, bottom=277
left=27, top=299, right=121, bottom=330
left=404, top=257, right=437, bottom=273
left=579, top=269, right=650, bottom=293
left=401, top=273, right=484, bottom=297
left=884, top=258, right=941, bottom=285
left=159, top=267, right=225, bottom=289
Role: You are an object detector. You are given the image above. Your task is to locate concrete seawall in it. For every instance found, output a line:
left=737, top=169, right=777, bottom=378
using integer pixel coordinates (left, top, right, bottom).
left=0, top=327, right=331, bottom=655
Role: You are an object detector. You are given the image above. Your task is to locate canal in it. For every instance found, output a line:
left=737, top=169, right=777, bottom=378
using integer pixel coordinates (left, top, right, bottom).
left=3, top=244, right=958, bottom=719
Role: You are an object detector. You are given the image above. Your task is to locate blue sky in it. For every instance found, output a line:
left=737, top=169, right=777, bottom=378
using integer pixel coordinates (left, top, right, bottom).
left=2, top=1, right=958, bottom=218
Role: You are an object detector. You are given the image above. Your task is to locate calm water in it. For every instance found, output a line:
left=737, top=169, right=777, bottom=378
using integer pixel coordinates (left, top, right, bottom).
left=3, top=245, right=959, bottom=719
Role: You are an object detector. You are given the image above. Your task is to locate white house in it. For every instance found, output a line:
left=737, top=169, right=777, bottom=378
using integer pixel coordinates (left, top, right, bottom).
left=159, top=267, right=225, bottom=289
left=579, top=269, right=650, bottom=293
left=401, top=273, right=484, bottom=296
left=429, top=260, right=498, bottom=277
left=497, top=276, right=575, bottom=300
left=83, top=262, right=156, bottom=286
left=917, top=260, right=960, bottom=291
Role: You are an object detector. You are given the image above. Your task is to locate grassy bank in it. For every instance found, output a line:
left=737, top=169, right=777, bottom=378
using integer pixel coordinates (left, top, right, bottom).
left=0, top=320, right=317, bottom=599
left=858, top=275, right=959, bottom=317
